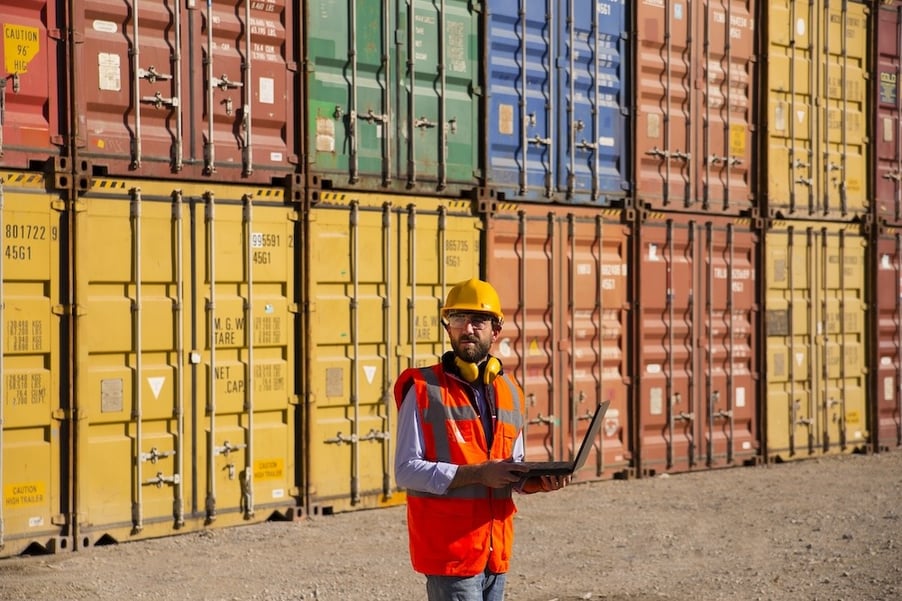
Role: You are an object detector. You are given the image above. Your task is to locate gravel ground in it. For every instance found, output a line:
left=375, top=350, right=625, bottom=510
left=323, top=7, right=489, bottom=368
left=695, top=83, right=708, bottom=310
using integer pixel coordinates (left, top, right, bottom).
left=1, top=451, right=900, bottom=601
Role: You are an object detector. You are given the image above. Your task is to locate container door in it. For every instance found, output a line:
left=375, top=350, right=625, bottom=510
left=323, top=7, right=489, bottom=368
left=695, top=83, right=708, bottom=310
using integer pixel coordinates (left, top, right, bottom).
left=874, top=229, right=902, bottom=450
left=635, top=0, right=693, bottom=209
left=73, top=182, right=190, bottom=544
left=764, top=1, right=869, bottom=219
left=485, top=1, right=553, bottom=202
left=693, top=1, right=755, bottom=214
left=192, top=187, right=298, bottom=526
left=635, top=0, right=755, bottom=214
left=74, top=179, right=298, bottom=546
left=75, top=0, right=182, bottom=177
left=764, top=222, right=868, bottom=460
left=484, top=203, right=632, bottom=480
left=199, top=0, right=297, bottom=180
left=0, top=3, right=65, bottom=169
left=305, top=0, right=392, bottom=187
left=74, top=0, right=296, bottom=182
left=303, top=191, right=480, bottom=514
left=554, top=0, right=629, bottom=205
left=634, top=212, right=759, bottom=475
left=397, top=0, right=479, bottom=192
left=875, top=2, right=902, bottom=225
left=1, top=172, right=66, bottom=557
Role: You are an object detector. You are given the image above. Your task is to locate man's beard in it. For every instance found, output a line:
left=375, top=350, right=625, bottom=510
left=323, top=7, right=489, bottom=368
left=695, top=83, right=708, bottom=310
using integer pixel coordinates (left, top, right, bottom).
left=451, top=335, right=492, bottom=365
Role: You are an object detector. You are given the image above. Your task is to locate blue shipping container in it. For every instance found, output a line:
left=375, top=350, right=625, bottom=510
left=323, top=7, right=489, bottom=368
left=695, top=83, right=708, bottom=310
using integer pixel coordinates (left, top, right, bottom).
left=485, top=0, right=630, bottom=205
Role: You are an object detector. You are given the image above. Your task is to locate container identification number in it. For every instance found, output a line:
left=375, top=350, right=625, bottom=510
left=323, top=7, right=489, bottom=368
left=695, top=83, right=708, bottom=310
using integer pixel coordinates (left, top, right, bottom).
left=4, top=223, right=56, bottom=262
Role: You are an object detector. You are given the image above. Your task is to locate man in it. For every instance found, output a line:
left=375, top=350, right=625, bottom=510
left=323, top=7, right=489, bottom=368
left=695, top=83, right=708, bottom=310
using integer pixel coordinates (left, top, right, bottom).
left=394, top=278, right=569, bottom=601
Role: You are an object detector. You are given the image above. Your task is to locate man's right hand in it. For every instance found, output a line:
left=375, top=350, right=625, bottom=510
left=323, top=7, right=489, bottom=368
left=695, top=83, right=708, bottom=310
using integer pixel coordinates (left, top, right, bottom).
left=449, top=459, right=529, bottom=489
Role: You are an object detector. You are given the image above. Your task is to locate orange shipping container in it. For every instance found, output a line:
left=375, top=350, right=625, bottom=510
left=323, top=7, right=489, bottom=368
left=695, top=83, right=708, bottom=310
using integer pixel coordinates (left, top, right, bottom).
left=483, top=203, right=632, bottom=481
left=633, top=211, right=760, bottom=475
left=634, top=0, right=756, bottom=214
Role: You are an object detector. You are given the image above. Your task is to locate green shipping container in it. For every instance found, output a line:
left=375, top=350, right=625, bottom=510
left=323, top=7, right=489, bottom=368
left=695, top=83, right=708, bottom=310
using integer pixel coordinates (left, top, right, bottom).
left=302, top=191, right=481, bottom=514
left=304, top=0, right=480, bottom=196
left=764, top=220, right=868, bottom=460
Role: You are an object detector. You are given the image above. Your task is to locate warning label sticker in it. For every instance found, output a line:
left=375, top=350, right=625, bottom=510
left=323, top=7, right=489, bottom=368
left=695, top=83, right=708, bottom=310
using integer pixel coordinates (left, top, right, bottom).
left=4, top=25, right=40, bottom=74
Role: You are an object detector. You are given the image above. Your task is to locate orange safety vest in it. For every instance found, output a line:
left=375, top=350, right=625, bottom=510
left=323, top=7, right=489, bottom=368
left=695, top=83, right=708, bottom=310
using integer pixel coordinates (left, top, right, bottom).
left=394, top=362, right=525, bottom=576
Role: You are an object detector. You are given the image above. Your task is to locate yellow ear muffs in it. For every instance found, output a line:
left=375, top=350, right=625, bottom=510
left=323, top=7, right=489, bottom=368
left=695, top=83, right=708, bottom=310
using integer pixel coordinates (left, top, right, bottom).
left=455, top=356, right=502, bottom=384
left=483, top=357, right=501, bottom=383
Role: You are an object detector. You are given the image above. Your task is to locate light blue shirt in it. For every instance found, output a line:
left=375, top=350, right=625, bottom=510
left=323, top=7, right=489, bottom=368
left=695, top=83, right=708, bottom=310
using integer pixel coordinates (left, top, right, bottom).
left=394, top=374, right=525, bottom=495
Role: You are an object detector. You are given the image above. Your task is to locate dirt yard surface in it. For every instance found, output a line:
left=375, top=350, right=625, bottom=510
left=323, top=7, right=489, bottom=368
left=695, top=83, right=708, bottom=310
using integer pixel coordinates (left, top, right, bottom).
left=1, top=451, right=900, bottom=601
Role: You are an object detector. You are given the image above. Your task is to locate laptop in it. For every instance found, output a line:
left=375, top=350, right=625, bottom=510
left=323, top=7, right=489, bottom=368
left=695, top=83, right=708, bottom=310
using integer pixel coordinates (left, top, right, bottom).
left=513, top=400, right=610, bottom=478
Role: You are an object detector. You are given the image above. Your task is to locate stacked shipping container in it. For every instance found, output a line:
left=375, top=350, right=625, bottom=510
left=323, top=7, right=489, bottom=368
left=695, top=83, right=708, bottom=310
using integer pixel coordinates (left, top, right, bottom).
left=872, top=0, right=902, bottom=453
left=0, top=0, right=897, bottom=559
left=630, top=0, right=761, bottom=476
left=761, top=0, right=872, bottom=462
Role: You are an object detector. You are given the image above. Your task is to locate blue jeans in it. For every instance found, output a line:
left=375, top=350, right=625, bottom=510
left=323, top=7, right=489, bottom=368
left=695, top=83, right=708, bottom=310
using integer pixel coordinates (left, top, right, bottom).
left=425, top=569, right=507, bottom=601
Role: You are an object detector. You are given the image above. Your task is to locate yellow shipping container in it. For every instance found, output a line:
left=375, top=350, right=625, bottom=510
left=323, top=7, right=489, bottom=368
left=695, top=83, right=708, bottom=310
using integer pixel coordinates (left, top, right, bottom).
left=764, top=220, right=868, bottom=461
left=0, top=172, right=67, bottom=557
left=73, top=178, right=299, bottom=548
left=302, top=191, right=481, bottom=514
left=765, top=1, right=869, bottom=219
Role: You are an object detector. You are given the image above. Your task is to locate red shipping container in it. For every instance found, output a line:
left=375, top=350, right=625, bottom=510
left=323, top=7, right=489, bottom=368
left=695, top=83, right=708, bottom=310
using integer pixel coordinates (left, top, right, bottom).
left=0, top=1, right=67, bottom=171
left=873, top=226, right=902, bottom=450
left=71, top=0, right=298, bottom=183
left=634, top=0, right=755, bottom=215
left=875, top=1, right=902, bottom=225
left=633, top=210, right=760, bottom=475
left=483, top=203, right=632, bottom=481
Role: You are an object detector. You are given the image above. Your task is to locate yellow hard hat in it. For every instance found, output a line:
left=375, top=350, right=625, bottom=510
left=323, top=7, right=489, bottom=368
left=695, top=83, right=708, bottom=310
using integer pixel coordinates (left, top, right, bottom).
left=441, top=278, right=504, bottom=324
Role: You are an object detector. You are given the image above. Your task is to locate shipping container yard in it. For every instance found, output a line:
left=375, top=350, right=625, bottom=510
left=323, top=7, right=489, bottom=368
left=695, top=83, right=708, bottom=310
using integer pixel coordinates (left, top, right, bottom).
left=0, top=0, right=898, bottom=558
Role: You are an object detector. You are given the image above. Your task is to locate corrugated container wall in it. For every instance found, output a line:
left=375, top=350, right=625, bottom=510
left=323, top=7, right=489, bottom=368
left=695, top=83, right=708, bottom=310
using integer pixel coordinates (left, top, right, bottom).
left=875, top=1, right=902, bottom=225
left=632, top=211, right=760, bottom=475
left=763, top=220, right=868, bottom=461
left=634, top=0, right=756, bottom=215
left=762, top=1, right=869, bottom=220
left=873, top=225, right=902, bottom=451
left=72, top=178, right=299, bottom=548
left=484, top=0, right=630, bottom=205
left=483, top=203, right=632, bottom=480
left=302, top=191, right=481, bottom=514
left=0, top=2, right=68, bottom=174
left=71, top=0, right=298, bottom=183
left=304, top=1, right=479, bottom=197
left=1, top=172, right=67, bottom=557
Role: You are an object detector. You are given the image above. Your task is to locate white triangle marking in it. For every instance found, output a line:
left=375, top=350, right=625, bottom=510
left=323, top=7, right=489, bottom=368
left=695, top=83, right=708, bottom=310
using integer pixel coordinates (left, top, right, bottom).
left=148, top=376, right=165, bottom=399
